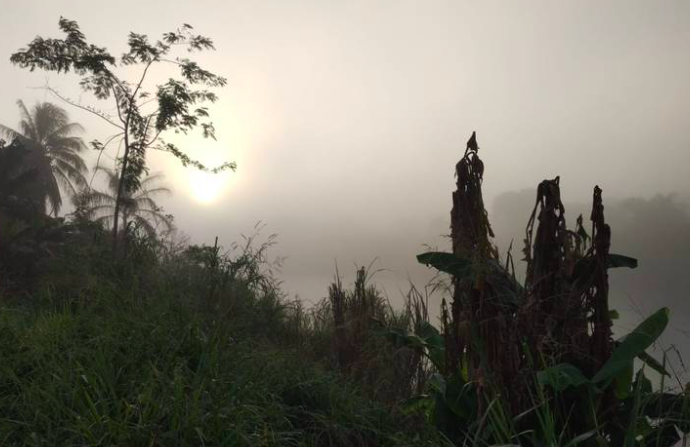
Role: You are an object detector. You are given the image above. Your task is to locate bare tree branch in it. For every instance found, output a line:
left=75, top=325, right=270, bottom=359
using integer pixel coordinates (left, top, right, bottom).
left=40, top=85, right=125, bottom=130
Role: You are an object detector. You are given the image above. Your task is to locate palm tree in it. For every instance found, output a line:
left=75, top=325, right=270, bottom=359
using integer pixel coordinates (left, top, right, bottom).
left=0, top=101, right=87, bottom=216
left=81, top=167, right=173, bottom=237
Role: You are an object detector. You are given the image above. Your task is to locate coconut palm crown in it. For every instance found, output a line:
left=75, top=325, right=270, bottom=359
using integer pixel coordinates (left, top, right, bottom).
left=0, top=101, right=87, bottom=215
left=81, top=167, right=173, bottom=237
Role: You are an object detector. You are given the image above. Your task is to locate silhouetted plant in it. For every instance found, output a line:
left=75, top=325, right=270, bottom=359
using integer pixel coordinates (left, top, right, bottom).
left=0, top=138, right=38, bottom=209
left=0, top=101, right=87, bottom=215
left=404, top=132, right=688, bottom=446
left=318, top=265, right=434, bottom=403
left=80, top=167, right=173, bottom=238
left=0, top=138, right=54, bottom=292
left=11, top=18, right=235, bottom=250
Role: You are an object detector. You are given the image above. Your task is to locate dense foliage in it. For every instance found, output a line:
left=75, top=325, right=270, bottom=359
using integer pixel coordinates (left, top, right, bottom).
left=0, top=220, right=442, bottom=447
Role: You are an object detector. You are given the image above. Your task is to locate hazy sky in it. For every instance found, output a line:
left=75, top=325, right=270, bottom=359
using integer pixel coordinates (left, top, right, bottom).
left=1, top=1, right=689, bottom=322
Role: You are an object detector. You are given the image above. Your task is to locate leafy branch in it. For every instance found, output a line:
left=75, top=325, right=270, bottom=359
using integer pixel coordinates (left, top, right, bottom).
left=11, top=18, right=235, bottom=250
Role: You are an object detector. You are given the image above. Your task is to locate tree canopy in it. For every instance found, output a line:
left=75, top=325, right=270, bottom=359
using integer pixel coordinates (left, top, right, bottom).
left=10, top=18, right=234, bottom=246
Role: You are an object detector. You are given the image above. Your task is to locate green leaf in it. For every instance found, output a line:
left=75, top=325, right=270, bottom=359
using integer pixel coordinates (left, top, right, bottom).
left=382, top=323, right=445, bottom=371
left=563, top=430, right=597, bottom=447
left=443, top=373, right=475, bottom=420
left=382, top=327, right=413, bottom=347
left=428, top=373, right=446, bottom=395
left=609, top=309, right=620, bottom=320
left=637, top=351, right=670, bottom=377
left=624, top=369, right=647, bottom=447
left=484, top=259, right=523, bottom=307
left=573, top=253, right=638, bottom=281
left=614, top=362, right=634, bottom=399
left=417, top=321, right=444, bottom=350
left=417, top=252, right=473, bottom=279
left=635, top=370, right=653, bottom=395
left=401, top=394, right=433, bottom=415
left=403, top=334, right=427, bottom=349
left=607, top=254, right=638, bottom=269
left=417, top=253, right=522, bottom=307
left=592, top=308, right=669, bottom=384
left=537, top=363, right=590, bottom=392
left=416, top=322, right=445, bottom=370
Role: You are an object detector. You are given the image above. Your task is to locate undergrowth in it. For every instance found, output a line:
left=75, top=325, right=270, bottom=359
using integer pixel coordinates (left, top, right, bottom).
left=0, top=286, right=439, bottom=447
left=2, top=132, right=689, bottom=447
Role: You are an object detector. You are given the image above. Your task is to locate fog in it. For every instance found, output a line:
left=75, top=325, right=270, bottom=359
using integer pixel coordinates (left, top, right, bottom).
left=1, top=0, right=688, bottom=340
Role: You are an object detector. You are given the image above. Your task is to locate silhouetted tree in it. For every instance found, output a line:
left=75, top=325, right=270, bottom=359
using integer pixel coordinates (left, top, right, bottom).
left=0, top=138, right=44, bottom=224
left=80, top=168, right=173, bottom=238
left=10, top=18, right=234, bottom=250
left=0, top=139, right=34, bottom=200
left=0, top=101, right=87, bottom=215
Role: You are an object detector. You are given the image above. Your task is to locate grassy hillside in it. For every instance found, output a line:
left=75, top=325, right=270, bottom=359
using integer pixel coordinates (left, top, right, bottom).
left=0, top=287, right=439, bottom=447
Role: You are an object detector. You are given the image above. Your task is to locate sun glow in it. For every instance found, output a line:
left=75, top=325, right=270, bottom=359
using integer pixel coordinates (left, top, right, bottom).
left=160, top=80, right=274, bottom=205
left=171, top=133, right=243, bottom=205
left=188, top=169, right=230, bottom=204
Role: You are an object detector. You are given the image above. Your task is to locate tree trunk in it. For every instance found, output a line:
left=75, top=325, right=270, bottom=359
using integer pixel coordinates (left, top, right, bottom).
left=111, top=133, right=130, bottom=254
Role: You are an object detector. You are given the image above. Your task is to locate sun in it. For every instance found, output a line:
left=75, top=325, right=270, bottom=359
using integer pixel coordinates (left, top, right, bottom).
left=188, top=170, right=229, bottom=204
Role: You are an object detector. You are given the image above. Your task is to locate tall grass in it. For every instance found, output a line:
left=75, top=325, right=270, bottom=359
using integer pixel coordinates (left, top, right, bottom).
left=0, top=226, right=443, bottom=447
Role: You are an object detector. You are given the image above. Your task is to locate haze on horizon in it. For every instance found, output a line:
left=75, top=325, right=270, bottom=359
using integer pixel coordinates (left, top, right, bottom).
left=1, top=0, right=689, bottom=357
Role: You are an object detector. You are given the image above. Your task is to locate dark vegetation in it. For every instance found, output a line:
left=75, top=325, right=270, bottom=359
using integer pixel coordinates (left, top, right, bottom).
left=9, top=17, right=234, bottom=252
left=0, top=18, right=688, bottom=447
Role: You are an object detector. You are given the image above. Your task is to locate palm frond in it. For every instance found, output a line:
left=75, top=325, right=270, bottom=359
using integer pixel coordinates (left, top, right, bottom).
left=50, top=122, right=85, bottom=139
left=94, top=214, right=115, bottom=230
left=15, top=100, right=37, bottom=141
left=79, top=165, right=171, bottom=237
left=137, top=206, right=173, bottom=222
left=88, top=204, right=117, bottom=214
left=33, top=103, right=70, bottom=142
left=54, top=156, right=87, bottom=180
left=84, top=190, right=117, bottom=207
left=0, top=124, right=22, bottom=142
left=137, top=208, right=174, bottom=233
left=45, top=172, right=63, bottom=216
left=53, top=167, right=78, bottom=196
left=131, top=215, right=157, bottom=238
left=93, top=167, right=120, bottom=194
left=46, top=136, right=87, bottom=156
left=139, top=172, right=167, bottom=187
left=134, top=187, right=172, bottom=201
left=51, top=151, right=88, bottom=175
left=131, top=196, right=161, bottom=211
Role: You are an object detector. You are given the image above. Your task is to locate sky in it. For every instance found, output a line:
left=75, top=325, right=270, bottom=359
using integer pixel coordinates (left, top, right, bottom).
left=1, top=1, right=689, bottom=359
